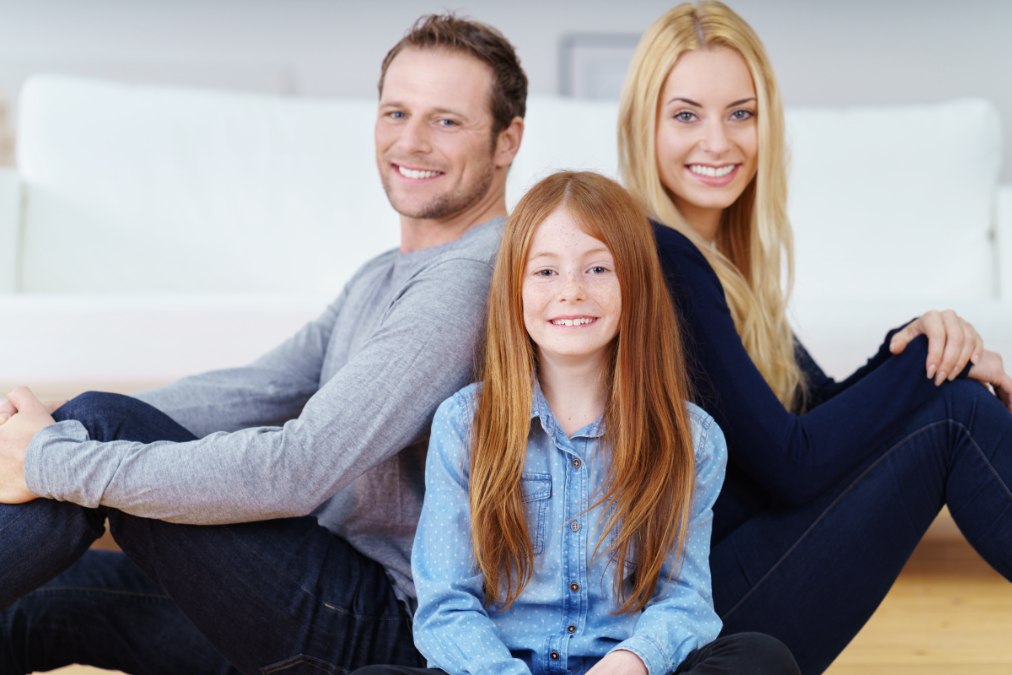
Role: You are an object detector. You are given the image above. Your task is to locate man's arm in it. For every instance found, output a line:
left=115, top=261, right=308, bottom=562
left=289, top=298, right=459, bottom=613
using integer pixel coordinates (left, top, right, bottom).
left=21, top=256, right=494, bottom=523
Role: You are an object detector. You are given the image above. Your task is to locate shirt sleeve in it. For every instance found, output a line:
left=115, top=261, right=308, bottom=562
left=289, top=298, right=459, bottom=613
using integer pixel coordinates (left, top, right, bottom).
left=655, top=224, right=960, bottom=505
left=411, top=392, right=532, bottom=675
left=133, top=290, right=349, bottom=436
left=609, top=408, right=725, bottom=674
left=24, top=256, right=494, bottom=524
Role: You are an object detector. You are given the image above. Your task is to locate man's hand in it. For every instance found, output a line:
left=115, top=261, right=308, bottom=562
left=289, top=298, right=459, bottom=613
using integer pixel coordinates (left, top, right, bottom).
left=889, top=309, right=983, bottom=385
left=0, top=387, right=57, bottom=503
left=586, top=650, right=648, bottom=675
left=0, top=395, right=65, bottom=425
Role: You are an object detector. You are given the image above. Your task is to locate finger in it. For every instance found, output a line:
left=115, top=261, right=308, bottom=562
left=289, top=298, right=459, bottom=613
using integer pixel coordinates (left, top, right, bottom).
left=933, top=310, right=966, bottom=385
left=0, top=398, right=14, bottom=417
left=969, top=326, right=984, bottom=365
left=949, top=321, right=978, bottom=382
left=916, top=312, right=946, bottom=381
left=6, top=386, right=51, bottom=418
left=889, top=320, right=921, bottom=355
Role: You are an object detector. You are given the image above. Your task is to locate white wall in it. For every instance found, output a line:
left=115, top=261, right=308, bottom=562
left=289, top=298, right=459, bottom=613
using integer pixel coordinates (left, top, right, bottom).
left=1, top=0, right=1010, bottom=178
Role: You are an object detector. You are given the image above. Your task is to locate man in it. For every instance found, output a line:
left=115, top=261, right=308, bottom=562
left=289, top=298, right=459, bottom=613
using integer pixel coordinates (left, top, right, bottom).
left=0, top=14, right=526, bottom=673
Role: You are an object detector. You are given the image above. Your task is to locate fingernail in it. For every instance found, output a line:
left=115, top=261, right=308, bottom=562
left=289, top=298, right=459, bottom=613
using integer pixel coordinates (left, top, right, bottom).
left=927, top=364, right=936, bottom=379
left=935, top=371, right=946, bottom=386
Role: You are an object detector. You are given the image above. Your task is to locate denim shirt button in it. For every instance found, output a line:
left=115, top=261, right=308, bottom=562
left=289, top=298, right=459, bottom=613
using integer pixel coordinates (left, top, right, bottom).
left=570, top=521, right=581, bottom=532
left=550, top=650, right=560, bottom=660
left=571, top=458, right=582, bottom=469
left=569, top=581, right=580, bottom=592
left=566, top=624, right=577, bottom=634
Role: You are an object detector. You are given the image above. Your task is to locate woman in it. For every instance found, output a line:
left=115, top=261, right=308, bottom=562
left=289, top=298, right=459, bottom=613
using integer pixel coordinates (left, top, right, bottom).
left=355, top=171, right=799, bottom=674
left=618, top=2, right=1012, bottom=673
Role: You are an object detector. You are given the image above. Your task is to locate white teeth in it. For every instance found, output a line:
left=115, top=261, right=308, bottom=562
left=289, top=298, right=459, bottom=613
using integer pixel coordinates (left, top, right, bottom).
left=551, top=318, right=595, bottom=327
left=397, top=166, right=441, bottom=179
left=689, top=164, right=735, bottom=178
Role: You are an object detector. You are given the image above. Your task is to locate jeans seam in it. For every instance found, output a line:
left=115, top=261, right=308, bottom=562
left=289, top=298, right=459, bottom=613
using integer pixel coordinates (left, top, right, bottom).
left=721, top=418, right=1010, bottom=619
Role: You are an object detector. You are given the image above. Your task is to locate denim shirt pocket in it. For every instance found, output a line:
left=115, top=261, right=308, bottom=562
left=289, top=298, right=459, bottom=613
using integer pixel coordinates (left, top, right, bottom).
left=520, top=472, right=552, bottom=554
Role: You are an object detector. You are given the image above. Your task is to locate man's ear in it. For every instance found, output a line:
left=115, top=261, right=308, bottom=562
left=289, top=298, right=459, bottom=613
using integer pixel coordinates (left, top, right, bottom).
left=493, top=116, right=524, bottom=169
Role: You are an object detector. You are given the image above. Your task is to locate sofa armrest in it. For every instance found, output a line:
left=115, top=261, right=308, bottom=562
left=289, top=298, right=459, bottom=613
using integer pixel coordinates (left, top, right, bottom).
left=998, top=184, right=1012, bottom=302
left=0, top=167, right=20, bottom=292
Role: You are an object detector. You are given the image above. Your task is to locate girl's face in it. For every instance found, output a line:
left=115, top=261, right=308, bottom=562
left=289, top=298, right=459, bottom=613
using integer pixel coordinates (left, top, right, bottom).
left=655, top=46, right=758, bottom=238
left=522, top=207, right=621, bottom=369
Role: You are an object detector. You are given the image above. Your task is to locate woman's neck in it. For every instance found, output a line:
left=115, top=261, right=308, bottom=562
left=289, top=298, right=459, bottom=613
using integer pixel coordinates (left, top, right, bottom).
left=674, top=198, right=722, bottom=246
left=537, top=352, right=609, bottom=437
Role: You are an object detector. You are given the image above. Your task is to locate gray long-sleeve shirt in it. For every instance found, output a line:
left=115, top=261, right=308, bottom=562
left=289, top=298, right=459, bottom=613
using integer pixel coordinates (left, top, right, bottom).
left=25, top=216, right=504, bottom=603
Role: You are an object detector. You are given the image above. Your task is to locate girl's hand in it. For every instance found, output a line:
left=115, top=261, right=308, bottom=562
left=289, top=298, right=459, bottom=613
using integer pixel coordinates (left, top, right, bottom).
left=968, top=350, right=1012, bottom=412
left=586, top=650, right=648, bottom=675
left=889, top=309, right=983, bottom=386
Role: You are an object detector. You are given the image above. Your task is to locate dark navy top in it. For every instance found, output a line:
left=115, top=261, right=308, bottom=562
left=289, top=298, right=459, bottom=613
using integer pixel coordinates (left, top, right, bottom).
left=653, top=222, right=958, bottom=540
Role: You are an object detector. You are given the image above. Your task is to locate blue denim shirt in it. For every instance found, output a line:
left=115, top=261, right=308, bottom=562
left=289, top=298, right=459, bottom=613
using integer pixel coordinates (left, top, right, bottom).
left=412, top=382, right=725, bottom=675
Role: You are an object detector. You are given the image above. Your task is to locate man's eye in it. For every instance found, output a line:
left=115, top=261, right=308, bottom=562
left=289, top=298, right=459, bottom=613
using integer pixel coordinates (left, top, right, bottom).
left=437, top=118, right=458, bottom=127
left=386, top=111, right=406, bottom=120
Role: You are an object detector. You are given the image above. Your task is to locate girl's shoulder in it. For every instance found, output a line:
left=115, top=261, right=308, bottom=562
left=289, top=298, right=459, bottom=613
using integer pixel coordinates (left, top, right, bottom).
left=431, top=382, right=482, bottom=436
left=684, top=401, right=727, bottom=467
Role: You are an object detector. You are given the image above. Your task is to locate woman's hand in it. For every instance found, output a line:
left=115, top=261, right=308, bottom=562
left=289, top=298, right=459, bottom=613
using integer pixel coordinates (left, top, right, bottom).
left=586, top=650, right=648, bottom=675
left=968, top=350, right=1012, bottom=412
left=889, top=310, right=983, bottom=385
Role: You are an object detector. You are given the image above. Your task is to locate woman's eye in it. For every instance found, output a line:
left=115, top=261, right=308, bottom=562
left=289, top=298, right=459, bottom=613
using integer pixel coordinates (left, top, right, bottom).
left=673, top=111, right=697, bottom=123
left=730, top=109, right=755, bottom=121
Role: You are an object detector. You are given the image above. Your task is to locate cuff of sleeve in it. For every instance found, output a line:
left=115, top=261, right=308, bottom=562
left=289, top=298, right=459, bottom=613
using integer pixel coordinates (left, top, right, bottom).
left=610, top=636, right=669, bottom=675
left=24, top=420, right=92, bottom=502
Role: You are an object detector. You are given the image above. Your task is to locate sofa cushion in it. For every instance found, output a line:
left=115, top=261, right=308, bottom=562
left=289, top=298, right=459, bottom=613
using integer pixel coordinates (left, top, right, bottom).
left=17, top=75, right=398, bottom=294
left=786, top=100, right=1001, bottom=302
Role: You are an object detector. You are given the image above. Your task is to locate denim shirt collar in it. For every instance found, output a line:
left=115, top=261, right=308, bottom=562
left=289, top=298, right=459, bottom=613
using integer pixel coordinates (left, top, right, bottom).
left=530, top=379, right=606, bottom=442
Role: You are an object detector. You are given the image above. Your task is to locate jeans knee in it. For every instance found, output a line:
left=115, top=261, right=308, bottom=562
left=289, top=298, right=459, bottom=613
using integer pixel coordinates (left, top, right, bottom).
left=54, top=391, right=141, bottom=425
left=726, top=632, right=800, bottom=675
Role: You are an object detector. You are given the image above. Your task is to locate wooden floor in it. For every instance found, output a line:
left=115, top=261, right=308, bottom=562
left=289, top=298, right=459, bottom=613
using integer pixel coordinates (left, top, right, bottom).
left=40, top=512, right=1012, bottom=675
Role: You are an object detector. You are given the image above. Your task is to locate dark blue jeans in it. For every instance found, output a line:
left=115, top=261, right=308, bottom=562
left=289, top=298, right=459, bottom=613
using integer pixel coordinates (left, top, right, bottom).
left=0, top=392, right=423, bottom=674
left=711, top=379, right=1012, bottom=674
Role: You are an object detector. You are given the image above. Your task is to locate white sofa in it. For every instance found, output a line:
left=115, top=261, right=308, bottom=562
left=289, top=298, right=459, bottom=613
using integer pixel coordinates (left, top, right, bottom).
left=0, top=74, right=1009, bottom=394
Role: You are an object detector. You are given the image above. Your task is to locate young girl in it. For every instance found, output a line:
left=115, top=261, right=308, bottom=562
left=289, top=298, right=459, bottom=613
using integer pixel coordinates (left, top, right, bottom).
left=354, top=172, right=798, bottom=674
left=618, top=2, right=1012, bottom=673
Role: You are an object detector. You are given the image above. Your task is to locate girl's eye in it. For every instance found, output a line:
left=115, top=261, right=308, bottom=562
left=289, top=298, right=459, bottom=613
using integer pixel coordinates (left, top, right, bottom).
left=588, top=266, right=609, bottom=274
left=534, top=269, right=555, bottom=277
left=673, top=111, right=697, bottom=123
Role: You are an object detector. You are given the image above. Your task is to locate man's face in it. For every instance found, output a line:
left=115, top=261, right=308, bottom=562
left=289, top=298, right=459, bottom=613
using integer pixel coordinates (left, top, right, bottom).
left=375, top=48, right=499, bottom=225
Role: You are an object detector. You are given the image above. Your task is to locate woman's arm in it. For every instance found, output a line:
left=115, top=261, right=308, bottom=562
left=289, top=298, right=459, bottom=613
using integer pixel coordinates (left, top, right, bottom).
left=654, top=224, right=968, bottom=506
left=411, top=391, right=532, bottom=675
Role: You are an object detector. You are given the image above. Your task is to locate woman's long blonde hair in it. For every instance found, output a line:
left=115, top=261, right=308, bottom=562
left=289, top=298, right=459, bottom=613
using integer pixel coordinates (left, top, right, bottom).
left=618, top=0, right=804, bottom=408
left=470, top=171, right=697, bottom=614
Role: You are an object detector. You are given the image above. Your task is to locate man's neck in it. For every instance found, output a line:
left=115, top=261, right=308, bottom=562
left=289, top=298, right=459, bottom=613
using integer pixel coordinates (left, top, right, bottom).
left=398, top=193, right=506, bottom=253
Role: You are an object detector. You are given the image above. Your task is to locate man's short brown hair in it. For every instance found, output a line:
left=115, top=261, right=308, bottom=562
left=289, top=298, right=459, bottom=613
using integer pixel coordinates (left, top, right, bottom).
left=378, top=14, right=527, bottom=136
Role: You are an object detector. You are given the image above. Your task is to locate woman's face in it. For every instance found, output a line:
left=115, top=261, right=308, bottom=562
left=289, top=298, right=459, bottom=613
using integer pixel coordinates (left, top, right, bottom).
left=655, top=46, right=758, bottom=239
left=522, top=207, right=621, bottom=371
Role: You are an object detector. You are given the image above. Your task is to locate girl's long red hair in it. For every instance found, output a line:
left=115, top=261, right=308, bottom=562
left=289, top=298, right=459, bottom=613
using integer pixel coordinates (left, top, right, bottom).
left=471, top=171, right=697, bottom=613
